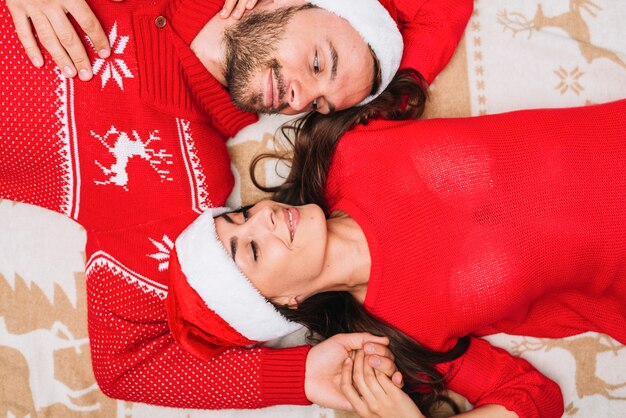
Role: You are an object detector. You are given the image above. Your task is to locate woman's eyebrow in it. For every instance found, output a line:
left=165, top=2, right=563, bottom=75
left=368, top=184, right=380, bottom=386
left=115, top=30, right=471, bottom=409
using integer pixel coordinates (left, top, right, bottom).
left=230, top=237, right=238, bottom=262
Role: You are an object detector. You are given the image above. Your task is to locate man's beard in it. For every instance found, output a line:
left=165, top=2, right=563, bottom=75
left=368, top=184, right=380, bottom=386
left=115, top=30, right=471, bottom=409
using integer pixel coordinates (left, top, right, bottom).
left=222, top=6, right=311, bottom=113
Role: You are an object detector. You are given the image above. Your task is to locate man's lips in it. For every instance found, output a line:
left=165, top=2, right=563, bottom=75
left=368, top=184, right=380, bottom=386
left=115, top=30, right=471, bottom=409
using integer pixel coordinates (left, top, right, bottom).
left=283, top=207, right=300, bottom=242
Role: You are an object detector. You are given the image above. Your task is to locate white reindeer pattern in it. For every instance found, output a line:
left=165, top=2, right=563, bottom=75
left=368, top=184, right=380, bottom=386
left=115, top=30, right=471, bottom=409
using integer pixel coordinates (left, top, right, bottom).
left=92, top=126, right=173, bottom=190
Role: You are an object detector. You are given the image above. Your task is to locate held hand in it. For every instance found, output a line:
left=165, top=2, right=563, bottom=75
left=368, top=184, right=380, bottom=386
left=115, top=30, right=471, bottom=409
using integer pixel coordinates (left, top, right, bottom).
left=219, top=0, right=258, bottom=20
left=6, top=0, right=116, bottom=80
left=341, top=350, right=425, bottom=418
left=305, top=333, right=400, bottom=410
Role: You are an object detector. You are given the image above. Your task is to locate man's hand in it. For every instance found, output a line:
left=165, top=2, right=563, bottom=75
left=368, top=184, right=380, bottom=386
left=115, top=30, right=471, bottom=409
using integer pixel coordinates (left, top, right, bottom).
left=305, top=333, right=403, bottom=410
left=6, top=0, right=117, bottom=80
left=219, top=0, right=258, bottom=20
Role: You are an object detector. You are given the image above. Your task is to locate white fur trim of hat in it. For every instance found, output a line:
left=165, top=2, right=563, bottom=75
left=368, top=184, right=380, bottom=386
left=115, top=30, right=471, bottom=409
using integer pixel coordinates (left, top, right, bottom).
left=174, top=208, right=303, bottom=342
left=308, top=0, right=403, bottom=105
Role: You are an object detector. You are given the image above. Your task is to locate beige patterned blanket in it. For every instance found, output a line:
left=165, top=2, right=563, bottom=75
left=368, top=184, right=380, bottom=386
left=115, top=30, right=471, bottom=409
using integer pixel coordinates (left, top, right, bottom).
left=1, top=1, right=625, bottom=417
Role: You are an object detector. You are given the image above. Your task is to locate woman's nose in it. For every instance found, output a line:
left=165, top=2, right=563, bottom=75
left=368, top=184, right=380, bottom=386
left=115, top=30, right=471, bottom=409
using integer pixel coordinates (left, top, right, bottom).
left=250, top=206, right=276, bottom=233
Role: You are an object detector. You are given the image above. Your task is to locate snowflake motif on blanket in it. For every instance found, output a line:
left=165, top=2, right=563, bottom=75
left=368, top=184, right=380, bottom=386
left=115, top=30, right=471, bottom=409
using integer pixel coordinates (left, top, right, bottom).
left=91, top=22, right=134, bottom=90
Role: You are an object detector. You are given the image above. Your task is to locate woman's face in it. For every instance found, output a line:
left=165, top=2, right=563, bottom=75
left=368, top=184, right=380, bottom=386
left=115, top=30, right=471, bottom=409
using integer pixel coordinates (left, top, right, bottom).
left=214, top=200, right=328, bottom=306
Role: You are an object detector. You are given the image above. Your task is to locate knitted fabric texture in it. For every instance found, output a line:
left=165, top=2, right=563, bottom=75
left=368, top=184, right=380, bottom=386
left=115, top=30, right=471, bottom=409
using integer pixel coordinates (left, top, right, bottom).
left=325, top=100, right=626, bottom=418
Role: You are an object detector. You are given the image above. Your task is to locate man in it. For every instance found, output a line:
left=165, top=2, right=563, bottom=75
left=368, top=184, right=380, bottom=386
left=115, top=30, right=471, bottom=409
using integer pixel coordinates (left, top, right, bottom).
left=7, top=0, right=472, bottom=115
left=1, top=0, right=471, bottom=410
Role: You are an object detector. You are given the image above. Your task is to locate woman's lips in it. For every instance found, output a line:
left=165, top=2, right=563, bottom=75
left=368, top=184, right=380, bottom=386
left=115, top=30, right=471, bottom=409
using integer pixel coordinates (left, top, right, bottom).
left=283, top=207, right=300, bottom=242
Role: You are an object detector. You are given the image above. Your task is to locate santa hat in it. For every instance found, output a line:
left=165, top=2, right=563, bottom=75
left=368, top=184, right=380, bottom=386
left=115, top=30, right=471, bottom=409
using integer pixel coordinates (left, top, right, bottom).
left=165, top=209, right=303, bottom=361
left=308, top=0, right=403, bottom=105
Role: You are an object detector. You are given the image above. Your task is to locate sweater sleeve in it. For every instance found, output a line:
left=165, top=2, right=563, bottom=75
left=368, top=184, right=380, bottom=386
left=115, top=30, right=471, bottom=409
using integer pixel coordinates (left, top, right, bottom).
left=86, top=241, right=311, bottom=408
left=437, top=337, right=564, bottom=418
left=394, top=0, right=473, bottom=84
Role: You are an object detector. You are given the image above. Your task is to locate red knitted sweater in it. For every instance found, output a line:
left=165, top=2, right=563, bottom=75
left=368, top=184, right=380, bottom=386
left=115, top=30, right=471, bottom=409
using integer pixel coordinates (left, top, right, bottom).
left=325, top=100, right=626, bottom=418
left=0, top=0, right=470, bottom=409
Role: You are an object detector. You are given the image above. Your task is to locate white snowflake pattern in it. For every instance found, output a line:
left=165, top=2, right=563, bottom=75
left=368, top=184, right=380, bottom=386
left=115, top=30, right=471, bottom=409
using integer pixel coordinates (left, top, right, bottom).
left=147, top=235, right=175, bottom=271
left=91, top=22, right=134, bottom=90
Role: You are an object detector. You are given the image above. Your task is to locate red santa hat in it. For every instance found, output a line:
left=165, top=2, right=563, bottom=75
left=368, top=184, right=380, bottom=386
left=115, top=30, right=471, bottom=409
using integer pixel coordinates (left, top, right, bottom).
left=308, top=0, right=403, bottom=105
left=165, top=209, right=303, bottom=361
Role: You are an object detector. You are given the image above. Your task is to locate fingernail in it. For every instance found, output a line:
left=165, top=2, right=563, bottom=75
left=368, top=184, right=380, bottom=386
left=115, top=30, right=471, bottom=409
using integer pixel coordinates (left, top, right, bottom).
left=247, top=0, right=254, bottom=7
left=220, top=8, right=227, bottom=16
left=32, top=56, right=42, bottom=67
left=63, top=66, right=74, bottom=77
left=369, top=356, right=381, bottom=367
left=79, top=69, right=92, bottom=81
left=98, top=49, right=111, bottom=59
left=364, top=344, right=375, bottom=354
left=344, top=358, right=352, bottom=365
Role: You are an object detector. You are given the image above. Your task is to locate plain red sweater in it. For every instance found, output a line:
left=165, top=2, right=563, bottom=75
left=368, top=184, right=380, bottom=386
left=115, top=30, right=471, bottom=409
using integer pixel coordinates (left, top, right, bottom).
left=0, top=0, right=471, bottom=409
left=325, top=100, right=626, bottom=418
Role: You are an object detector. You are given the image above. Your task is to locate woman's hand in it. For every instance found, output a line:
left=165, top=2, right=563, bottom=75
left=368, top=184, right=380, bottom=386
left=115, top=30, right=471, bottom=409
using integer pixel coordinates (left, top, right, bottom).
left=6, top=0, right=118, bottom=80
left=341, top=349, right=426, bottom=418
left=219, top=0, right=258, bottom=19
left=305, top=333, right=403, bottom=410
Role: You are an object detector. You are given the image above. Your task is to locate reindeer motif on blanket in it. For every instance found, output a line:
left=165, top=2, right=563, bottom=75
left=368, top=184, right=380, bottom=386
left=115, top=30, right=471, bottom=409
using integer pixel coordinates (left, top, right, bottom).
left=497, top=0, right=626, bottom=70
left=0, top=317, right=101, bottom=412
left=91, top=126, right=174, bottom=190
left=512, top=334, right=626, bottom=401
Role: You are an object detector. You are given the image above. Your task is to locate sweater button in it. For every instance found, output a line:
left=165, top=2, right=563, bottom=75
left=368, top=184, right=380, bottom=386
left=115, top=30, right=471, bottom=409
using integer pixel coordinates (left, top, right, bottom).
left=155, top=16, right=167, bottom=28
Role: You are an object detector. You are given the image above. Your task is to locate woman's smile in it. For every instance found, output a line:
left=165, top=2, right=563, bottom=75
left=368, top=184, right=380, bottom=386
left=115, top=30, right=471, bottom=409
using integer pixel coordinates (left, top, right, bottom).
left=283, top=207, right=300, bottom=242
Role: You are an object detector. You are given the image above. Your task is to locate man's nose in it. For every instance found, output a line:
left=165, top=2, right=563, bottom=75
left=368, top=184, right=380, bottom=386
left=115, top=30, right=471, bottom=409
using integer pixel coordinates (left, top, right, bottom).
left=288, top=80, right=317, bottom=112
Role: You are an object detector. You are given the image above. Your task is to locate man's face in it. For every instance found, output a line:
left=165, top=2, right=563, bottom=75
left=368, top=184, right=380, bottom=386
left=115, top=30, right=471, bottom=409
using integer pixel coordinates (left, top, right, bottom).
left=224, top=5, right=376, bottom=115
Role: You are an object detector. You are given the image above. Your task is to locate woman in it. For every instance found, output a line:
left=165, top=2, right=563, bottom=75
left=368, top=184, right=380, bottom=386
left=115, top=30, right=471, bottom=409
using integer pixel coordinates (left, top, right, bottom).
left=167, top=99, right=626, bottom=417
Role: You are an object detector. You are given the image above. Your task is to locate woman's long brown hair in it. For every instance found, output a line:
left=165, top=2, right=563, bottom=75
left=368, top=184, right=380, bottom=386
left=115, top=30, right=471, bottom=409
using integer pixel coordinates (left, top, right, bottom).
left=251, top=69, right=469, bottom=415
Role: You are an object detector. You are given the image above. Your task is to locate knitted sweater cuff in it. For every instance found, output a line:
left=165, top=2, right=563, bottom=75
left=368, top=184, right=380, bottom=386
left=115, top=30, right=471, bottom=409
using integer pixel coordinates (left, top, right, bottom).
left=260, top=345, right=312, bottom=406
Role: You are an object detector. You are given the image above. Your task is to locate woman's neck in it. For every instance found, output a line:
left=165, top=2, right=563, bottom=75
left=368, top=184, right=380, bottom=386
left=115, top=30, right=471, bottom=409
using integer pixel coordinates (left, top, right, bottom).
left=321, top=211, right=371, bottom=303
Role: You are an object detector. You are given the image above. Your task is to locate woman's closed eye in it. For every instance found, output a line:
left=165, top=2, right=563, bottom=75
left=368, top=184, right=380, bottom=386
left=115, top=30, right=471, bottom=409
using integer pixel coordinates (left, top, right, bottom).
left=241, top=207, right=258, bottom=261
left=250, top=240, right=258, bottom=261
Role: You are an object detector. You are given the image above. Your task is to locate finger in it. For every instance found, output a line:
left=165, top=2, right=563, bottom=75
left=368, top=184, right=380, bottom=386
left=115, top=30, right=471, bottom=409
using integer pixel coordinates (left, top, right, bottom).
left=391, top=371, right=404, bottom=388
left=375, top=370, right=400, bottom=394
left=67, top=1, right=110, bottom=59
left=11, top=10, right=44, bottom=67
left=232, top=0, right=248, bottom=19
left=246, top=0, right=258, bottom=9
left=367, top=354, right=398, bottom=380
left=363, top=355, right=387, bottom=398
left=352, top=350, right=375, bottom=400
left=341, top=358, right=369, bottom=416
left=46, top=10, right=93, bottom=79
left=30, top=14, right=76, bottom=77
left=219, top=0, right=238, bottom=18
left=365, top=342, right=395, bottom=361
left=337, top=333, right=390, bottom=352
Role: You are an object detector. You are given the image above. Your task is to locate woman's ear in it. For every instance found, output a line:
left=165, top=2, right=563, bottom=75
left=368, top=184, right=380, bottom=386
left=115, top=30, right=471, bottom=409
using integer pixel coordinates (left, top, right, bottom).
left=286, top=296, right=299, bottom=310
